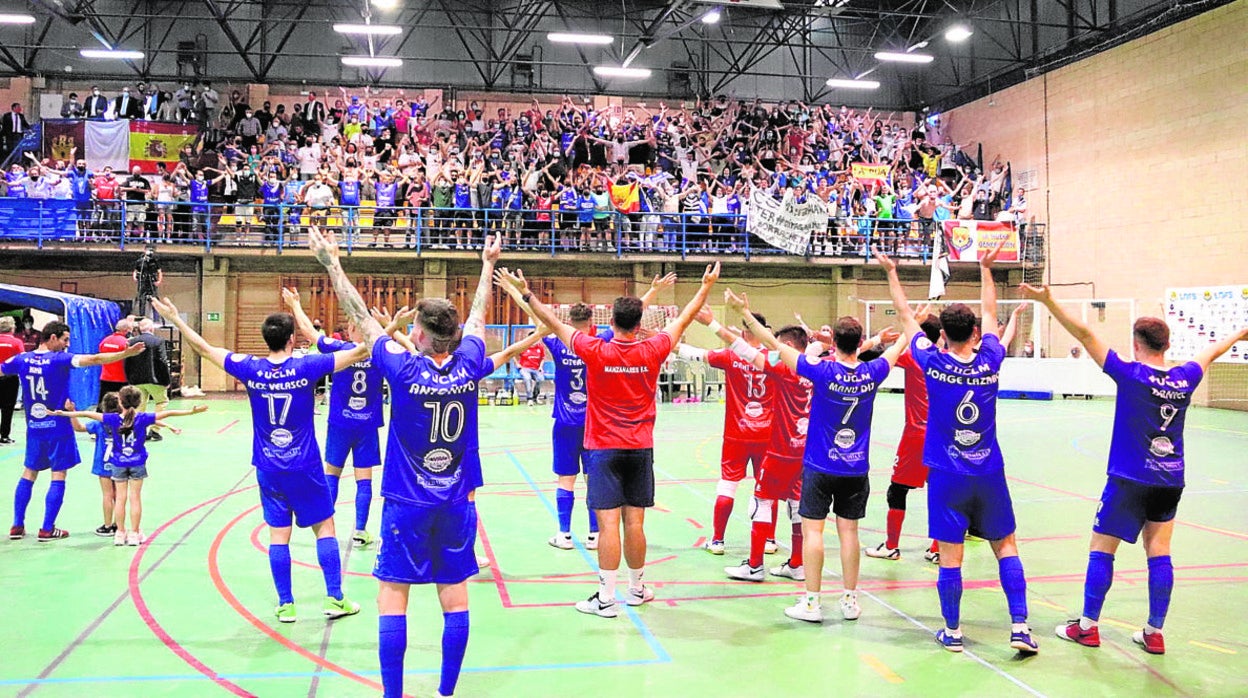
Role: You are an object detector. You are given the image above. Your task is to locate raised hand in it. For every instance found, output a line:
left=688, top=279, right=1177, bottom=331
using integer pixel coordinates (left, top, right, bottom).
left=879, top=326, right=902, bottom=345
left=1017, top=283, right=1052, bottom=303
left=872, top=246, right=897, bottom=272
left=694, top=304, right=714, bottom=326
left=701, top=262, right=721, bottom=287
left=370, top=306, right=393, bottom=328
left=123, top=342, right=146, bottom=357
left=650, top=272, right=678, bottom=292
left=281, top=286, right=300, bottom=310
left=307, top=224, right=340, bottom=266
left=150, top=296, right=178, bottom=319
left=724, top=288, right=747, bottom=312
left=981, top=238, right=1008, bottom=268
left=482, top=234, right=502, bottom=263
left=498, top=267, right=528, bottom=293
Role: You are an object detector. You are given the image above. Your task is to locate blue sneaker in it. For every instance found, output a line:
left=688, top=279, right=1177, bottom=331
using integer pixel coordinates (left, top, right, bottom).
left=1011, top=627, right=1040, bottom=654
left=935, top=628, right=964, bottom=653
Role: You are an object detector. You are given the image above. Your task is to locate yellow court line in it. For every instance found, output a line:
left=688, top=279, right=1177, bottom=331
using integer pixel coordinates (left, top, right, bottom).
left=1190, top=641, right=1237, bottom=655
left=859, top=653, right=904, bottom=684
left=1100, top=618, right=1138, bottom=631
left=1034, top=600, right=1066, bottom=612
left=1211, top=479, right=1230, bottom=485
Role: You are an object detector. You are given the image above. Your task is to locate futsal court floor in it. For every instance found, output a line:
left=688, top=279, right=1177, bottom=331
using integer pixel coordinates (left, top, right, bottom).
left=2, top=395, right=1246, bottom=697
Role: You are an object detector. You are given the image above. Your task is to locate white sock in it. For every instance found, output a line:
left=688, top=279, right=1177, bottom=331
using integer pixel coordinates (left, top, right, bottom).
left=804, top=591, right=820, bottom=606
left=1144, top=624, right=1161, bottom=635
left=597, top=568, right=618, bottom=603
left=946, top=626, right=963, bottom=638
left=1012, top=622, right=1029, bottom=633
left=1079, top=616, right=1097, bottom=631
left=842, top=588, right=857, bottom=598
left=628, top=567, right=644, bottom=590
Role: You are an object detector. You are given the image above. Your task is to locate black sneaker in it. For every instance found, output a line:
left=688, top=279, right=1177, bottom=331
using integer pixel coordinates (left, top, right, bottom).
left=0, top=437, right=14, bottom=444
left=94, top=524, right=115, bottom=537
left=146, top=430, right=163, bottom=442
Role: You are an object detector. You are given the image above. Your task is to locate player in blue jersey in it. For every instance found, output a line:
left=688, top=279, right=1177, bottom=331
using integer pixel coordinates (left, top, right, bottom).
left=3, top=322, right=145, bottom=542
left=877, top=243, right=1040, bottom=654
left=728, top=290, right=904, bottom=622
left=1022, top=284, right=1247, bottom=655
left=282, top=287, right=384, bottom=547
left=310, top=228, right=547, bottom=698
left=149, top=295, right=367, bottom=624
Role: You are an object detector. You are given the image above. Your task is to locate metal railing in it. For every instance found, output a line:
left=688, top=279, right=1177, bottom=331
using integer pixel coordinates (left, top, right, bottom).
left=0, top=197, right=1045, bottom=262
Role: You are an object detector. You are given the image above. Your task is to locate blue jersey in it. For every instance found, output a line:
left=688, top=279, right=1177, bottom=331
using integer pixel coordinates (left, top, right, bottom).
left=543, top=331, right=613, bottom=426
left=376, top=181, right=398, bottom=207
left=911, top=333, right=1006, bottom=476
left=190, top=179, right=208, bottom=203
left=1103, top=350, right=1203, bottom=488
left=86, top=419, right=111, bottom=474
left=453, top=183, right=472, bottom=208
left=1, top=350, right=75, bottom=439
left=261, top=181, right=282, bottom=204
left=372, top=335, right=494, bottom=507
left=68, top=171, right=93, bottom=202
left=6, top=172, right=26, bottom=197
left=797, top=355, right=891, bottom=476
left=318, top=336, right=384, bottom=429
left=577, top=195, right=595, bottom=223
left=339, top=179, right=361, bottom=206
left=102, top=412, right=156, bottom=468
left=224, top=352, right=335, bottom=473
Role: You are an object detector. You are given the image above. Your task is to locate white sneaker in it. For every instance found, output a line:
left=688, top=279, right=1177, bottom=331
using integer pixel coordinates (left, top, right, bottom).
left=576, top=592, right=619, bottom=618
left=840, top=591, right=861, bottom=621
left=725, top=561, right=765, bottom=582
left=702, top=540, right=725, bottom=555
left=585, top=533, right=599, bottom=550
left=626, top=585, right=655, bottom=606
left=784, top=596, right=823, bottom=623
left=865, top=543, right=901, bottom=560
left=476, top=554, right=490, bottom=567
left=548, top=533, right=574, bottom=550
left=924, top=549, right=941, bottom=565
left=126, top=531, right=140, bottom=547
left=769, top=562, right=806, bottom=581
left=763, top=538, right=778, bottom=555
left=114, top=530, right=127, bottom=546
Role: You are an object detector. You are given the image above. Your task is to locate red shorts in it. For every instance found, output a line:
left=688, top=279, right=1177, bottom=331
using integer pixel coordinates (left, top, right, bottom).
left=721, top=438, right=768, bottom=482
left=754, top=454, right=803, bottom=501
left=892, top=427, right=929, bottom=488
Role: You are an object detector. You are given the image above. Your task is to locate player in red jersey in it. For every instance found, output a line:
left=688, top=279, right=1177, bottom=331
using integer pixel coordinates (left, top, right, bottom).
left=97, top=318, right=133, bottom=404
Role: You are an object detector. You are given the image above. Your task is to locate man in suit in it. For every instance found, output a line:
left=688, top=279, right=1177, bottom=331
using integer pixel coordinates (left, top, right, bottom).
left=60, top=92, right=84, bottom=118
left=141, top=82, right=162, bottom=120
left=85, top=86, right=110, bottom=119
left=113, top=87, right=142, bottom=120
left=303, top=91, right=326, bottom=138
left=0, top=103, right=29, bottom=159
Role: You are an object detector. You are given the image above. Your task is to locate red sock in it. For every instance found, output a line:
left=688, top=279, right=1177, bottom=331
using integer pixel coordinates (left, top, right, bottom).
left=712, top=496, right=734, bottom=542
left=766, top=503, right=778, bottom=540
left=748, top=521, right=767, bottom=567
left=790, top=522, right=803, bottom=567
left=885, top=508, right=905, bottom=549
left=929, top=540, right=939, bottom=554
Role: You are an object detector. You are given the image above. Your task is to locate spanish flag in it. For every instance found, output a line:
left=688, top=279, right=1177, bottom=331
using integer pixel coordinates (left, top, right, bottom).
left=609, top=181, right=640, bottom=214
left=129, top=121, right=198, bottom=174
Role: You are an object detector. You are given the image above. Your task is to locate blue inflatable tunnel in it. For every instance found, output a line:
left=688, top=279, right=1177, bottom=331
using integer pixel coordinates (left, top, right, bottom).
left=0, top=283, right=121, bottom=409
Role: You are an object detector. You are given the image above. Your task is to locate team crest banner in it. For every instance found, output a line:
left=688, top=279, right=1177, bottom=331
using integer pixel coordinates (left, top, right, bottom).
left=129, top=121, right=197, bottom=173
left=41, top=120, right=85, bottom=164
left=941, top=220, right=1019, bottom=262
left=746, top=190, right=827, bottom=255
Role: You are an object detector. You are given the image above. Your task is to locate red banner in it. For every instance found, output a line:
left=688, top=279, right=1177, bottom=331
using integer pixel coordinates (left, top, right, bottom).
left=41, top=120, right=85, bottom=164
left=129, top=121, right=197, bottom=174
left=941, top=220, right=1019, bottom=262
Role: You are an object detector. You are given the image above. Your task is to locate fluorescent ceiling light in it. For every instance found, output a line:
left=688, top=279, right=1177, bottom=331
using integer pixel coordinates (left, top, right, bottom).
left=370, top=0, right=398, bottom=9
left=826, top=78, right=879, bottom=89
left=547, top=32, right=613, bottom=45
left=341, top=56, right=403, bottom=68
left=0, top=14, right=36, bottom=24
left=945, top=25, right=973, bottom=42
left=333, top=24, right=403, bottom=36
left=593, top=66, right=652, bottom=79
left=80, top=49, right=145, bottom=60
left=875, top=51, right=934, bottom=63
left=702, top=8, right=722, bottom=24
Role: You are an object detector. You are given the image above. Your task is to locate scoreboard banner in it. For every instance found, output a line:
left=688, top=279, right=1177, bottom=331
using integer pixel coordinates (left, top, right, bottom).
left=1164, top=286, right=1248, bottom=363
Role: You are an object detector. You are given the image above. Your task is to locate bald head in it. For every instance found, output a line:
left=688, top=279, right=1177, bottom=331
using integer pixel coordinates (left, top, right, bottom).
left=0, top=316, right=13, bottom=333
left=138, top=318, right=155, bottom=333
left=115, top=318, right=134, bottom=333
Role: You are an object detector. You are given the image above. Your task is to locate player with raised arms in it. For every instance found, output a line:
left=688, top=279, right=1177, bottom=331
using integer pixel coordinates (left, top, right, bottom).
left=282, top=287, right=383, bottom=547
left=876, top=243, right=1040, bottom=654
left=148, top=295, right=367, bottom=624
left=310, top=228, right=548, bottom=698
left=3, top=322, right=145, bottom=542
left=1023, top=283, right=1248, bottom=655
left=498, top=262, right=721, bottom=618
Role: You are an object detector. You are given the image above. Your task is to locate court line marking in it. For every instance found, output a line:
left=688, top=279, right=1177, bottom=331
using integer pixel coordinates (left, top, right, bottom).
left=1189, top=641, right=1236, bottom=655
left=216, top=419, right=240, bottom=434
left=307, top=531, right=360, bottom=698
left=859, top=653, right=904, bottom=684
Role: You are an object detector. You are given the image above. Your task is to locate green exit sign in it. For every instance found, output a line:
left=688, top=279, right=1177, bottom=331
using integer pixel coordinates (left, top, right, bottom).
left=206, top=312, right=221, bottom=322
left=884, top=309, right=897, bottom=316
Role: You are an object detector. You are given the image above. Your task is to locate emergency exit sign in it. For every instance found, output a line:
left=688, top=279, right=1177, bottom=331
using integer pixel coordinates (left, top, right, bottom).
left=884, top=309, right=897, bottom=316
left=206, top=312, right=221, bottom=322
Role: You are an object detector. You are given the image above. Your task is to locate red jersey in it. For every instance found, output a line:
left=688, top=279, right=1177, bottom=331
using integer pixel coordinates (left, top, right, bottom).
left=98, top=332, right=131, bottom=382
left=707, top=348, right=772, bottom=442
left=761, top=357, right=812, bottom=458
left=518, top=344, right=545, bottom=371
left=0, top=333, right=23, bottom=365
left=897, top=350, right=928, bottom=430
left=95, top=177, right=119, bottom=200
left=573, top=330, right=672, bottom=450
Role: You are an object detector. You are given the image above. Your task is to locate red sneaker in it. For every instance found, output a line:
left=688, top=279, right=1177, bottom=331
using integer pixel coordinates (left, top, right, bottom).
left=8, top=526, right=24, bottom=540
left=1055, top=620, right=1100, bottom=647
left=1133, top=629, right=1165, bottom=655
left=37, top=527, right=69, bottom=542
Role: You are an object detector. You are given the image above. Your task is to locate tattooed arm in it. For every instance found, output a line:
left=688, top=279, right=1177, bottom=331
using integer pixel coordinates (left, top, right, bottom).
left=307, top=224, right=385, bottom=346
left=463, top=235, right=501, bottom=340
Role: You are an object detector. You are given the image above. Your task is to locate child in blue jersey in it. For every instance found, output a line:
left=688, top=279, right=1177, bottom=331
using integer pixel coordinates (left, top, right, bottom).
left=2, top=322, right=143, bottom=542
left=149, top=295, right=368, bottom=623
left=70, top=392, right=120, bottom=537
left=728, top=291, right=904, bottom=623
left=282, top=286, right=383, bottom=547
left=55, top=386, right=207, bottom=546
left=1024, top=284, right=1248, bottom=655
left=877, top=244, right=1040, bottom=655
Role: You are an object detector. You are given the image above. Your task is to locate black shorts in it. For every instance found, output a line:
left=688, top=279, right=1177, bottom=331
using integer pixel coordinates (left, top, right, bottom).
left=98, top=380, right=127, bottom=406
left=798, top=470, right=870, bottom=521
left=585, top=448, right=654, bottom=510
left=374, top=208, right=396, bottom=228
left=593, top=217, right=611, bottom=231
left=559, top=213, right=579, bottom=229
left=452, top=208, right=473, bottom=224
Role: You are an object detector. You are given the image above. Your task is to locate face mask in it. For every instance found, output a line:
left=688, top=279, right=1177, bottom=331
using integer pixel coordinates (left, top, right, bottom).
left=77, top=166, right=86, bottom=173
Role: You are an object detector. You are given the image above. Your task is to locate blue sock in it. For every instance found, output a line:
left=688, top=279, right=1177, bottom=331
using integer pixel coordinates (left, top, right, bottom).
left=378, top=614, right=407, bottom=698
left=1082, top=551, right=1114, bottom=621
left=326, top=472, right=341, bottom=505
left=998, top=555, right=1029, bottom=624
left=1147, top=555, right=1174, bottom=630
left=555, top=488, right=573, bottom=533
left=269, top=543, right=294, bottom=605
left=588, top=505, right=599, bottom=534
left=439, top=610, right=470, bottom=697
left=41, top=480, right=66, bottom=532
left=13, top=477, right=33, bottom=528
left=355, top=479, right=372, bottom=532
left=316, top=537, right=344, bottom=600
left=937, top=567, right=963, bottom=629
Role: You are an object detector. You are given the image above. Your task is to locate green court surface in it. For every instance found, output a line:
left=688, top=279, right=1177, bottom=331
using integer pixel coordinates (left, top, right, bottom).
left=2, top=396, right=1247, bottom=698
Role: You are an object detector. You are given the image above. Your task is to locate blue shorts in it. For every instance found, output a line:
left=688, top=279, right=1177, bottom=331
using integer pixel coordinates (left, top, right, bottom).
left=374, top=499, right=479, bottom=585
left=91, top=460, right=112, bottom=479
left=255, top=467, right=335, bottom=529
left=585, top=448, right=654, bottom=510
left=324, top=425, right=381, bottom=469
left=111, top=465, right=148, bottom=481
left=1093, top=476, right=1183, bottom=545
left=551, top=422, right=586, bottom=476
left=25, top=436, right=81, bottom=472
left=927, top=468, right=1016, bottom=544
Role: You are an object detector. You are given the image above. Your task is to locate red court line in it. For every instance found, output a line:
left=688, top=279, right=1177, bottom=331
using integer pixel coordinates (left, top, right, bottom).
left=476, top=516, right=513, bottom=608
left=128, top=489, right=257, bottom=698
left=686, top=518, right=704, bottom=529
left=693, top=536, right=706, bottom=548
left=539, top=555, right=679, bottom=580
left=216, top=419, right=239, bottom=434
left=208, top=504, right=391, bottom=695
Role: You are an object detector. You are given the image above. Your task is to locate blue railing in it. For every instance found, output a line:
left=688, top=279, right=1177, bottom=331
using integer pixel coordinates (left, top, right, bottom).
left=0, top=197, right=1045, bottom=262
